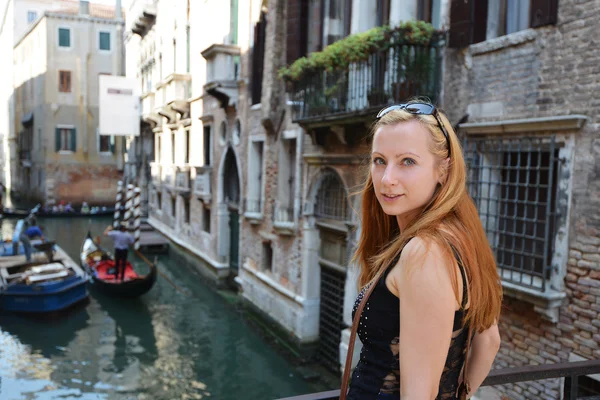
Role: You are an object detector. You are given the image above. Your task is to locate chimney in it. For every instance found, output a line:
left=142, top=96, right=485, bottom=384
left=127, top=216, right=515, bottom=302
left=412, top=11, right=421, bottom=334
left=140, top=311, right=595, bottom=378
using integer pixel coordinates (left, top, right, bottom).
left=116, top=0, right=122, bottom=20
left=79, top=0, right=89, bottom=15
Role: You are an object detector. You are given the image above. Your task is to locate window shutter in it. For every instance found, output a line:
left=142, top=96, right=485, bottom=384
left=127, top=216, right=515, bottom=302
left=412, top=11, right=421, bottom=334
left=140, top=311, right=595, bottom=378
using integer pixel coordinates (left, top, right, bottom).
left=449, top=0, right=474, bottom=48
left=55, top=128, right=61, bottom=151
left=286, top=0, right=309, bottom=65
left=448, top=0, right=488, bottom=47
left=530, top=0, right=558, bottom=28
left=70, top=128, right=76, bottom=151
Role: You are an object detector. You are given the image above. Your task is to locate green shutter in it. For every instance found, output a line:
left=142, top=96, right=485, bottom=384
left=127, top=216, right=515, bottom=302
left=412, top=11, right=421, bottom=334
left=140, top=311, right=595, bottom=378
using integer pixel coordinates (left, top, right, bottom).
left=70, top=128, right=76, bottom=151
left=99, top=32, right=110, bottom=51
left=55, top=128, right=61, bottom=151
left=59, top=28, right=70, bottom=47
left=230, top=0, right=238, bottom=45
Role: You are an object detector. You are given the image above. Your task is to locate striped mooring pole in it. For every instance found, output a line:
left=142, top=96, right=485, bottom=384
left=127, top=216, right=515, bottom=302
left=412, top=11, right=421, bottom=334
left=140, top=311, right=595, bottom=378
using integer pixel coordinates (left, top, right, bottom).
left=123, top=184, right=134, bottom=230
left=133, top=187, right=141, bottom=250
left=113, top=181, right=124, bottom=228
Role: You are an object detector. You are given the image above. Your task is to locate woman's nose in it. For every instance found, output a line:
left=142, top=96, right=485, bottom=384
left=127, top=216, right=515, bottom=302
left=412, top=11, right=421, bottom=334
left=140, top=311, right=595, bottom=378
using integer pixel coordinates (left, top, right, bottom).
left=382, top=165, right=398, bottom=186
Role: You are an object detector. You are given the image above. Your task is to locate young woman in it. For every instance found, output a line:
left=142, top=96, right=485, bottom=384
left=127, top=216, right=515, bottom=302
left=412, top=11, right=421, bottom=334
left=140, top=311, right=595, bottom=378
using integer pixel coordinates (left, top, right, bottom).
left=347, top=102, right=503, bottom=399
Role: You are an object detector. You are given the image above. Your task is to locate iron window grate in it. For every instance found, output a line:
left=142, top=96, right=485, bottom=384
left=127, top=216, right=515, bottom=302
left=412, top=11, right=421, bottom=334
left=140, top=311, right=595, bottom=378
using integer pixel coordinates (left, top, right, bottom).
left=463, top=135, right=561, bottom=292
left=314, top=173, right=349, bottom=221
left=318, top=265, right=346, bottom=373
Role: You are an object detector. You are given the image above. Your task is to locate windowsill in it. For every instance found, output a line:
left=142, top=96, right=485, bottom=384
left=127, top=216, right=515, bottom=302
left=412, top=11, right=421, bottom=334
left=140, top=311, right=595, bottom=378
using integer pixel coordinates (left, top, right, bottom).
left=244, top=212, right=264, bottom=225
left=99, top=151, right=113, bottom=156
left=501, top=280, right=566, bottom=323
left=58, top=46, right=72, bottom=51
left=470, top=29, right=537, bottom=56
left=250, top=103, right=261, bottom=111
left=273, top=220, right=296, bottom=236
left=459, top=115, right=589, bottom=135
left=58, top=150, right=74, bottom=155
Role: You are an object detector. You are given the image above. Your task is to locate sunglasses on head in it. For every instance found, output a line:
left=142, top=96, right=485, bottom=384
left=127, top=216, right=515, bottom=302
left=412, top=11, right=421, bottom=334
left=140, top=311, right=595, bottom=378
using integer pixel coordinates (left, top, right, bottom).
left=376, top=103, right=451, bottom=157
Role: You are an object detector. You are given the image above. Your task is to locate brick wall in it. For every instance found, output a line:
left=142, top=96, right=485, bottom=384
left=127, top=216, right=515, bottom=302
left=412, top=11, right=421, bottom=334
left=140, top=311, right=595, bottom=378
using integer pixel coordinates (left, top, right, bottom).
left=444, top=0, right=600, bottom=396
left=48, top=163, right=120, bottom=206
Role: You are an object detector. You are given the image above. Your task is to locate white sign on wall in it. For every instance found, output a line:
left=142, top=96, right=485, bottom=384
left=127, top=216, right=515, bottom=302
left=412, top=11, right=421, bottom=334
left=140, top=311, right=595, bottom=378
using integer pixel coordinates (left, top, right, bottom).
left=99, top=75, right=140, bottom=136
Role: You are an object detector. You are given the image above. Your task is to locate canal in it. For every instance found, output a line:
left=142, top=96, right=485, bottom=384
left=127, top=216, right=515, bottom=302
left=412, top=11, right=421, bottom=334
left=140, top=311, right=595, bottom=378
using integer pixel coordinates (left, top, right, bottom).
left=0, top=216, right=324, bottom=399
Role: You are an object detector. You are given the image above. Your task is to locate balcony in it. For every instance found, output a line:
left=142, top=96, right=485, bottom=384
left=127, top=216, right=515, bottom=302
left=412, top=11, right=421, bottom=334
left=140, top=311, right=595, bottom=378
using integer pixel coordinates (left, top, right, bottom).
left=273, top=201, right=295, bottom=235
left=150, top=162, right=161, bottom=185
left=162, top=165, right=174, bottom=187
left=193, top=166, right=212, bottom=201
left=201, top=44, right=241, bottom=108
left=155, top=73, right=191, bottom=121
left=175, top=165, right=191, bottom=193
left=288, top=32, right=444, bottom=125
left=129, top=0, right=156, bottom=37
left=277, top=359, right=600, bottom=400
left=141, top=92, right=162, bottom=127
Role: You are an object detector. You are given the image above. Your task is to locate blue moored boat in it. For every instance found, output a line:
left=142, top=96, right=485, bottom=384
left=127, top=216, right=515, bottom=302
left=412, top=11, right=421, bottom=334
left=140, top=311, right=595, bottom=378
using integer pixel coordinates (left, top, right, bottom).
left=0, top=244, right=89, bottom=313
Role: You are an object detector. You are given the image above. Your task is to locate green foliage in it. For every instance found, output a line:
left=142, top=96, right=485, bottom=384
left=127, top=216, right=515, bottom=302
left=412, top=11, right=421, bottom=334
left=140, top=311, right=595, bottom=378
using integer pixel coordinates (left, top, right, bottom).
left=278, top=20, right=440, bottom=82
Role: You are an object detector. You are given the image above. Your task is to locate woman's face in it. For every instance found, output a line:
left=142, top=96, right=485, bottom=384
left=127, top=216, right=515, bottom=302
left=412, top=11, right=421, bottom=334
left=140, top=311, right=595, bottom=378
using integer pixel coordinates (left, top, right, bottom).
left=371, top=119, right=443, bottom=229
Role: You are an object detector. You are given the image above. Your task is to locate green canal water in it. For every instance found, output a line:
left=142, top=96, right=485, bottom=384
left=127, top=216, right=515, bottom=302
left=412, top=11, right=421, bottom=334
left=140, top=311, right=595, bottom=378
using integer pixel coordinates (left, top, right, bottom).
left=0, top=216, right=323, bottom=399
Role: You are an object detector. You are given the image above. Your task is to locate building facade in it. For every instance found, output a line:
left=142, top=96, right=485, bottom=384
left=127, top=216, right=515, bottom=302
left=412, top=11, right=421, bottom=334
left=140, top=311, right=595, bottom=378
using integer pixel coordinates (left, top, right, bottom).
left=128, top=0, right=262, bottom=282
left=444, top=0, right=600, bottom=398
left=10, top=0, right=125, bottom=206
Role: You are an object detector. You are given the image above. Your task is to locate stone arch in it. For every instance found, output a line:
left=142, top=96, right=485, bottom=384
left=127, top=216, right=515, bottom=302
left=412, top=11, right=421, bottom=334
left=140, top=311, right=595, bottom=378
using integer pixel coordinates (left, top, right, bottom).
left=306, top=167, right=351, bottom=221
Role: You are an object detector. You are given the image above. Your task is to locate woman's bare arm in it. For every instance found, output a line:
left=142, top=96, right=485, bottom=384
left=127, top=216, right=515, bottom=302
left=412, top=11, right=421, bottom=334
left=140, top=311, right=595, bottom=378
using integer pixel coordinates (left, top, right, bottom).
left=464, top=324, right=501, bottom=397
left=391, top=238, right=458, bottom=399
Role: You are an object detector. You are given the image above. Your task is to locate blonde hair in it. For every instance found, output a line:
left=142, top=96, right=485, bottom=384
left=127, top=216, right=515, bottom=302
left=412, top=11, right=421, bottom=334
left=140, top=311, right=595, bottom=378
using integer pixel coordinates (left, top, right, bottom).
left=352, top=103, right=502, bottom=332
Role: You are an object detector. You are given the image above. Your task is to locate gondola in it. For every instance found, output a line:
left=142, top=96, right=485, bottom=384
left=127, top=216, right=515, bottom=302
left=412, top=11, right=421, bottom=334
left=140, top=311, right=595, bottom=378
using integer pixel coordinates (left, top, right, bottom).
left=80, top=233, right=157, bottom=298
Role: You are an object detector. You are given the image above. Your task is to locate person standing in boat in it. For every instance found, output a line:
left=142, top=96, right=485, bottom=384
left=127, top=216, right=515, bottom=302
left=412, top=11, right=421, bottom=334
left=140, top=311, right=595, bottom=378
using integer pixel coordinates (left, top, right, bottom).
left=103, top=223, right=134, bottom=281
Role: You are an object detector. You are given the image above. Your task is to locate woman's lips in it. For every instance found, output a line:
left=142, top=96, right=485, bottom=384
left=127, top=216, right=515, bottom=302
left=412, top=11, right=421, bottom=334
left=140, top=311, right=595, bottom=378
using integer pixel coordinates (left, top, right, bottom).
left=382, top=194, right=404, bottom=202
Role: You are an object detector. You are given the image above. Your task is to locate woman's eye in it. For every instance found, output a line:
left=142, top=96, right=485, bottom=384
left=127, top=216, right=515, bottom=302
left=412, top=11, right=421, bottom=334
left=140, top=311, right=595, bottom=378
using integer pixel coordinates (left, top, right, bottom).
left=372, top=157, right=385, bottom=165
left=401, top=158, right=416, bottom=166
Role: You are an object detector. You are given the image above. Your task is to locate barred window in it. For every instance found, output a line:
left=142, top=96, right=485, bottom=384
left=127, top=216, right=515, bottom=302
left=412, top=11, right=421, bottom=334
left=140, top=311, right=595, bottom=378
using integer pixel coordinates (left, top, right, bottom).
left=464, top=135, right=562, bottom=292
left=314, top=172, right=349, bottom=221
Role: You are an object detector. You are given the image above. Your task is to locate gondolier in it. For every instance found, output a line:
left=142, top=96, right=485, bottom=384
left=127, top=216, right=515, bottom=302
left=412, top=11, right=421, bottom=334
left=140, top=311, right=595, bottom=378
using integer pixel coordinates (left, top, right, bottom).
left=103, top=223, right=134, bottom=281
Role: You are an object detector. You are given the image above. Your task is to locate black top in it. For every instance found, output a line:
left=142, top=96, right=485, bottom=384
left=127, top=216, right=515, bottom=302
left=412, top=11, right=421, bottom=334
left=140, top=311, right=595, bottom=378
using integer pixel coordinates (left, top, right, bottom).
left=348, top=252, right=470, bottom=400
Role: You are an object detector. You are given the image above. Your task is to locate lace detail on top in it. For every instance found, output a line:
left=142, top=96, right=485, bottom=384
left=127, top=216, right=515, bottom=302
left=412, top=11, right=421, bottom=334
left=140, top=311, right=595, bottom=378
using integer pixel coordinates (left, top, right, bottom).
left=347, top=253, right=470, bottom=400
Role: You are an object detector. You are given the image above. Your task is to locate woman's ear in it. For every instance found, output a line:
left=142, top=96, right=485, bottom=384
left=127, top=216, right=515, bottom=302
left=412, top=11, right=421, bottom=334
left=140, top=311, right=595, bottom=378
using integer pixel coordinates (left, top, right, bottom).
left=438, top=157, right=450, bottom=184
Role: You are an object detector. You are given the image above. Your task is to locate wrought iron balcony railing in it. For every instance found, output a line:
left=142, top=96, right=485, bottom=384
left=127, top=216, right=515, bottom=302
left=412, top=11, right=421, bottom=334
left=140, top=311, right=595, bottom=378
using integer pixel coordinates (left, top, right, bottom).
left=289, top=32, right=444, bottom=123
left=276, top=358, right=600, bottom=400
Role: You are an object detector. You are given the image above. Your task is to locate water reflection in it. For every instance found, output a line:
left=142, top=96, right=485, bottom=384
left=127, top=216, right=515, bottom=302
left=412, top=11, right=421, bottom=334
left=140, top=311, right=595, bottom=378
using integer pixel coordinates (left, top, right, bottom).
left=0, top=216, right=319, bottom=399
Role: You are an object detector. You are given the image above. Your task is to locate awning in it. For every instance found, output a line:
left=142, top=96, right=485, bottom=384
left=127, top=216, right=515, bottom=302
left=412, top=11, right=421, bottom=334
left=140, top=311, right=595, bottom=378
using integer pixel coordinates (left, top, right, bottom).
left=21, top=112, right=33, bottom=125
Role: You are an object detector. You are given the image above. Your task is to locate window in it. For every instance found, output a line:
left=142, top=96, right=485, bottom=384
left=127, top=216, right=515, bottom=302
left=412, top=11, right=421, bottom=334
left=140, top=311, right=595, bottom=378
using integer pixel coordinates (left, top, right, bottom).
left=27, top=11, right=37, bottom=24
left=171, top=196, right=176, bottom=217
left=219, top=122, right=227, bottom=145
left=99, top=135, right=114, bottom=153
left=55, top=127, right=76, bottom=152
left=262, top=241, right=273, bottom=271
left=203, top=125, right=212, bottom=166
left=232, top=119, right=241, bottom=145
left=59, top=71, right=71, bottom=92
left=463, top=135, right=562, bottom=292
left=323, top=0, right=351, bottom=46
left=275, top=137, right=297, bottom=223
left=246, top=139, right=264, bottom=214
left=184, top=129, right=190, bottom=164
left=251, top=12, right=266, bottom=105
left=171, top=132, right=176, bottom=164
left=58, top=27, right=71, bottom=48
left=448, top=0, right=558, bottom=47
left=376, top=0, right=391, bottom=26
left=156, top=134, right=161, bottom=163
left=184, top=197, right=190, bottom=224
left=202, top=203, right=211, bottom=233
left=157, top=192, right=162, bottom=210
left=99, top=31, right=111, bottom=51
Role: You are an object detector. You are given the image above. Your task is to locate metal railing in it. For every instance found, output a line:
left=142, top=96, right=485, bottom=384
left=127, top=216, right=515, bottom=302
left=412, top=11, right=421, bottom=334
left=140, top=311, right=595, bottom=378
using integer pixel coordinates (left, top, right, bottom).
left=273, top=201, right=294, bottom=224
left=289, top=32, right=444, bottom=123
left=276, top=359, right=600, bottom=400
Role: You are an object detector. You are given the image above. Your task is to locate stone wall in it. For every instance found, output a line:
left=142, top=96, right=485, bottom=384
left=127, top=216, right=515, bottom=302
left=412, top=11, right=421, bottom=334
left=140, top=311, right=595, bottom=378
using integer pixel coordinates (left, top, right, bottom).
left=444, top=0, right=600, bottom=396
left=48, top=162, right=120, bottom=206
